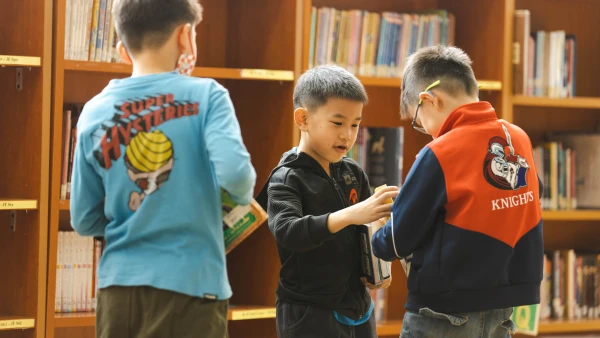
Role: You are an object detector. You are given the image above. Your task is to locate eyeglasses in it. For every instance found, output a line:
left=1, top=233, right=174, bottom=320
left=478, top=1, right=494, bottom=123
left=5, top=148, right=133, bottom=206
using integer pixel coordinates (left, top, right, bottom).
left=411, top=80, right=484, bottom=134
left=411, top=80, right=440, bottom=134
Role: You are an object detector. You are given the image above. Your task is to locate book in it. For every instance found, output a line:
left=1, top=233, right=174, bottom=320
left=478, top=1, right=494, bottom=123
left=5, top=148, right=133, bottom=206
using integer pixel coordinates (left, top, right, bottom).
left=357, top=185, right=393, bottom=285
left=357, top=219, right=392, bottom=285
left=222, top=190, right=268, bottom=254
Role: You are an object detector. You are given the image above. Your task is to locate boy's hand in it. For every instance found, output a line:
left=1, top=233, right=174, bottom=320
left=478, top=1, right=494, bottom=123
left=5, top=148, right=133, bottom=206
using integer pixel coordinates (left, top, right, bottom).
left=327, top=185, right=398, bottom=234
left=347, top=185, right=398, bottom=226
left=360, top=274, right=392, bottom=290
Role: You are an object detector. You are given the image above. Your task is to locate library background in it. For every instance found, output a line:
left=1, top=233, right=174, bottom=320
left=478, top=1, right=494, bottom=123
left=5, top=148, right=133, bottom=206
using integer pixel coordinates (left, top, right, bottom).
left=1, top=0, right=599, bottom=337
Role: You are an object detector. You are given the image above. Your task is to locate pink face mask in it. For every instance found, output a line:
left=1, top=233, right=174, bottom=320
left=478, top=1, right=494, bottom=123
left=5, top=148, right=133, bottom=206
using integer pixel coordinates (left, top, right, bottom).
left=176, top=53, right=196, bottom=76
left=176, top=32, right=196, bottom=76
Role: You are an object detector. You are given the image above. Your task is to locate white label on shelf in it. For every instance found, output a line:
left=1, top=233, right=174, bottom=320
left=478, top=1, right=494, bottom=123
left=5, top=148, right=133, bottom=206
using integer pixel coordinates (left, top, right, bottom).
left=240, top=69, right=294, bottom=81
left=231, top=308, right=276, bottom=320
left=0, top=200, right=38, bottom=210
left=0, top=55, right=41, bottom=66
left=0, top=318, right=35, bottom=330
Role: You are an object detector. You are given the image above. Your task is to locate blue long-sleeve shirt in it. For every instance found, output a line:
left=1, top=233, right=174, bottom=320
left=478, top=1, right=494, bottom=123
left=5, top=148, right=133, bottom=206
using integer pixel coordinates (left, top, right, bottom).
left=70, top=71, right=256, bottom=300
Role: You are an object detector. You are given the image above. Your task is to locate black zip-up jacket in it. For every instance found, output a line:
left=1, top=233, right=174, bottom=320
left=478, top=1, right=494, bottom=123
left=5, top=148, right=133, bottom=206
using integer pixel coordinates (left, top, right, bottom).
left=256, top=148, right=372, bottom=320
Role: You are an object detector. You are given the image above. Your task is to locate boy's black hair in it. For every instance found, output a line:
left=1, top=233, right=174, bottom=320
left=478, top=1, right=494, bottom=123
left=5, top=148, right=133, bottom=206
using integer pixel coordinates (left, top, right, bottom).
left=112, top=0, right=203, bottom=54
left=400, top=45, right=479, bottom=119
left=293, top=65, right=368, bottom=111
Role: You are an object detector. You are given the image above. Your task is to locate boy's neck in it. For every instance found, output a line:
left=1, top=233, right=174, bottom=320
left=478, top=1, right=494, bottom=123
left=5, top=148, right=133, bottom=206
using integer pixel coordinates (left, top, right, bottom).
left=297, top=138, right=331, bottom=176
left=130, top=50, right=178, bottom=77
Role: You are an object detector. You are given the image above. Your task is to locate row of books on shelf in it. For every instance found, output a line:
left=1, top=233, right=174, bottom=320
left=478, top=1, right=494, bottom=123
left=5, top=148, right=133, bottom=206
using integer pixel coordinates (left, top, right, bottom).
left=64, top=0, right=120, bottom=62
left=308, top=7, right=454, bottom=78
left=536, top=135, right=600, bottom=211
left=513, top=10, right=576, bottom=97
left=55, top=231, right=104, bottom=313
left=541, top=250, right=600, bottom=321
left=534, top=141, right=577, bottom=211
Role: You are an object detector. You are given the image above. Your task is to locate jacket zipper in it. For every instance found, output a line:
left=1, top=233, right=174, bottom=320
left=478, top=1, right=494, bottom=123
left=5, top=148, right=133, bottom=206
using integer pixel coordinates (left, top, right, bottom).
left=329, top=164, right=364, bottom=320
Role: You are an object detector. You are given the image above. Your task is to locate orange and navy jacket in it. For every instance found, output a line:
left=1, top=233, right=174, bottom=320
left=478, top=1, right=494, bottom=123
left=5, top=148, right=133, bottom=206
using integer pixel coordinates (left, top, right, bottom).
left=372, top=101, right=544, bottom=313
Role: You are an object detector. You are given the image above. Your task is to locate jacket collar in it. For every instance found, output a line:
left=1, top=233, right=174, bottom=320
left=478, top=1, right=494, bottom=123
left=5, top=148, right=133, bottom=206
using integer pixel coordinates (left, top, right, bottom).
left=436, top=101, right=498, bottom=138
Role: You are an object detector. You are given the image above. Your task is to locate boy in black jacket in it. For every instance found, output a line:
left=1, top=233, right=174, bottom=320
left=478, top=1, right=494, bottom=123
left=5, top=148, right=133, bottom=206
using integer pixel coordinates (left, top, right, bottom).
left=257, top=65, right=399, bottom=338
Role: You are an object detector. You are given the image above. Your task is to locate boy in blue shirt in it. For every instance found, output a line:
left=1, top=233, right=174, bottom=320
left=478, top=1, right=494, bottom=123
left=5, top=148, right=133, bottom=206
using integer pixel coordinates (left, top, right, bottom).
left=257, top=65, right=398, bottom=338
left=69, top=0, right=256, bottom=337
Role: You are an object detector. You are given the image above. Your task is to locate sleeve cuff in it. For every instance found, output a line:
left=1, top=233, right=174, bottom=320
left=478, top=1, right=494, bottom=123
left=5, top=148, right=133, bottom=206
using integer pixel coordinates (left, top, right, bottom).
left=308, top=213, right=333, bottom=244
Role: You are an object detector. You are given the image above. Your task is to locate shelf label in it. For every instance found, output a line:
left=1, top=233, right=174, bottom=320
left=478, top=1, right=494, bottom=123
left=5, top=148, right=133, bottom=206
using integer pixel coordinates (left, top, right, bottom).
left=230, top=308, right=276, bottom=320
left=240, top=69, right=294, bottom=81
left=0, top=200, right=38, bottom=210
left=477, top=80, right=502, bottom=91
left=0, top=55, right=41, bottom=67
left=0, top=318, right=35, bottom=330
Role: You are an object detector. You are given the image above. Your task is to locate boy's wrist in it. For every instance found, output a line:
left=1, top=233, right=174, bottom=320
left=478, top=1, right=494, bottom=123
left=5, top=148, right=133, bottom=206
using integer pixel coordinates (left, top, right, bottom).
left=327, top=209, right=352, bottom=234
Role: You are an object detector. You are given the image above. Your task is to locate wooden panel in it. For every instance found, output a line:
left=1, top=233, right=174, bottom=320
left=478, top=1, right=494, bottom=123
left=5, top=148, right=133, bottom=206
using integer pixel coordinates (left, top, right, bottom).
left=513, top=107, right=600, bottom=145
left=196, top=0, right=229, bottom=67
left=228, top=319, right=276, bottom=338
left=226, top=0, right=297, bottom=70
left=0, top=0, right=44, bottom=57
left=0, top=65, right=44, bottom=338
left=438, top=0, right=507, bottom=82
left=54, top=327, right=95, bottom=338
left=543, top=210, right=600, bottom=221
left=225, top=80, right=296, bottom=192
left=515, top=0, right=600, bottom=97
left=542, top=221, right=600, bottom=252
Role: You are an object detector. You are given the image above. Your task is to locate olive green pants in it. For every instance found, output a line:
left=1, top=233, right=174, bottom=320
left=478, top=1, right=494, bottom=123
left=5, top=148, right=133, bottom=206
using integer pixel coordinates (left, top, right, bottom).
left=97, top=286, right=228, bottom=338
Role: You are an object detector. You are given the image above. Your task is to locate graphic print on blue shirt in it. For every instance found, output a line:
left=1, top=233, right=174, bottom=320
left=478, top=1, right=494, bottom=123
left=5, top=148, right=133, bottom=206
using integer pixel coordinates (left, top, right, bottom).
left=90, top=93, right=199, bottom=211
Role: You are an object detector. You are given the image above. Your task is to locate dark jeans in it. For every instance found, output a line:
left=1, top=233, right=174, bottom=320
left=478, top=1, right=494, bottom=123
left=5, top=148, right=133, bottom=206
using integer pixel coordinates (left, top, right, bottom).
left=97, top=285, right=229, bottom=338
left=276, top=300, right=377, bottom=338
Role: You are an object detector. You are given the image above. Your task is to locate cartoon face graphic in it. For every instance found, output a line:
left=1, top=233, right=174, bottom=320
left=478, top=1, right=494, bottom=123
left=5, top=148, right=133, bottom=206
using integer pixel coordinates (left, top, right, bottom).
left=483, top=124, right=529, bottom=190
left=124, top=130, right=174, bottom=211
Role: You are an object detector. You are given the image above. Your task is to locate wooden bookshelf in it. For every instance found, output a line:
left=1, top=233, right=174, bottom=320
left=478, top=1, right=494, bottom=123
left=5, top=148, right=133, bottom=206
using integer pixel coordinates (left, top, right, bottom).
left=513, top=95, right=600, bottom=109
left=30, top=0, right=600, bottom=337
left=0, top=0, right=52, bottom=336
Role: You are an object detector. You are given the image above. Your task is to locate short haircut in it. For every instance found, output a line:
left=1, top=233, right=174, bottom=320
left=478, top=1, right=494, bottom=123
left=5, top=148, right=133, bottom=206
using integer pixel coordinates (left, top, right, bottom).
left=113, top=0, right=203, bottom=54
left=400, top=45, right=478, bottom=119
left=293, top=65, right=368, bottom=111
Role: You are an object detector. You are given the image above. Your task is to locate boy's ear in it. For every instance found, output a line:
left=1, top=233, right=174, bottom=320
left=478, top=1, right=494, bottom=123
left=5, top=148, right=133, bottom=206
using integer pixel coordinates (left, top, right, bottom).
left=418, top=91, right=442, bottom=111
left=117, top=41, right=132, bottom=65
left=294, top=107, right=309, bottom=131
left=178, top=23, right=194, bottom=55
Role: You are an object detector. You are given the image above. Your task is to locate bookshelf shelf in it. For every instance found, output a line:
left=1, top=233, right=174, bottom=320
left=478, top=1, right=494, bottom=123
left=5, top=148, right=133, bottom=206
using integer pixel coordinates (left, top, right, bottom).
left=539, top=319, right=600, bottom=333
left=53, top=306, right=276, bottom=328
left=376, top=320, right=402, bottom=336
left=55, top=312, right=95, bottom=328
left=0, top=55, right=41, bottom=67
left=357, top=76, right=502, bottom=91
left=62, top=61, right=295, bottom=82
left=0, top=317, right=35, bottom=330
left=375, top=319, right=600, bottom=336
left=513, top=95, right=600, bottom=109
left=59, top=199, right=69, bottom=211
left=542, top=210, right=600, bottom=221
left=0, top=199, right=38, bottom=210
